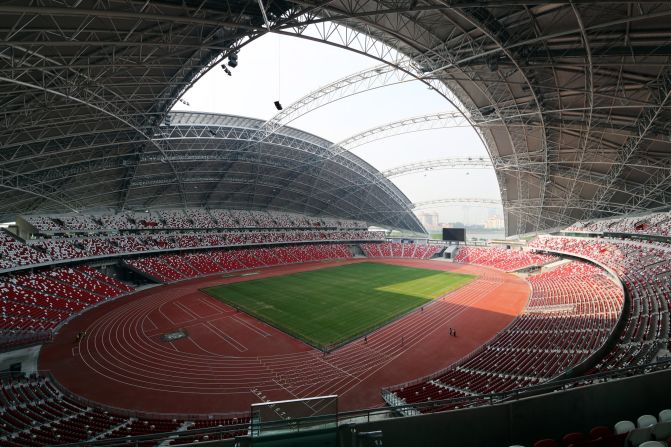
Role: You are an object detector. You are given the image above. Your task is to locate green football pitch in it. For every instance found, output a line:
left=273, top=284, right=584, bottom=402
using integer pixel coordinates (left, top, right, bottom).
left=201, top=262, right=475, bottom=349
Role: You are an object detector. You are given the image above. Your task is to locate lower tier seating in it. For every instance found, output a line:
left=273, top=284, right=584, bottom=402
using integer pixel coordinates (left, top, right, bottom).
left=388, top=261, right=624, bottom=411
left=454, top=246, right=559, bottom=271
left=528, top=236, right=671, bottom=371
left=0, top=375, right=249, bottom=447
left=125, top=244, right=353, bottom=283
left=360, top=242, right=442, bottom=259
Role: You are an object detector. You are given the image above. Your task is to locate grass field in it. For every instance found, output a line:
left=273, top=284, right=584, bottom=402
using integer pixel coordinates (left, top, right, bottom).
left=201, top=262, right=475, bottom=349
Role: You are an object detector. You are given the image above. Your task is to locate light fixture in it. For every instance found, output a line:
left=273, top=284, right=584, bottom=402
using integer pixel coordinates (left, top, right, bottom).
left=274, top=101, right=283, bottom=111
left=228, top=53, right=238, bottom=68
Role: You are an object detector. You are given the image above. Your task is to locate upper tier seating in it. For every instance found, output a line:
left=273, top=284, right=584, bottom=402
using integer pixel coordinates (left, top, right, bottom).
left=454, top=247, right=559, bottom=271
left=208, top=209, right=238, bottom=228
left=528, top=236, right=671, bottom=371
left=28, top=239, right=87, bottom=261
left=22, top=216, right=63, bottom=232
left=189, top=209, right=218, bottom=229
left=0, top=232, right=52, bottom=269
left=56, top=215, right=101, bottom=231
left=389, top=260, right=624, bottom=412
left=566, top=211, right=671, bottom=238
left=22, top=209, right=368, bottom=233
left=98, top=212, right=135, bottom=230
left=77, top=238, right=119, bottom=256
left=361, top=242, right=443, bottom=259
left=126, top=244, right=353, bottom=283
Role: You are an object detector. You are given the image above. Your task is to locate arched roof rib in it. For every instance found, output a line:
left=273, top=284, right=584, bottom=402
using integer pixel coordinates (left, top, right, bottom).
left=3, top=2, right=671, bottom=236
left=270, top=1, right=671, bottom=235
left=0, top=2, right=424, bottom=232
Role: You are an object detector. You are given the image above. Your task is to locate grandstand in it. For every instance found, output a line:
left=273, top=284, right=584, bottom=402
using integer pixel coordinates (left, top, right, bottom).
left=2, top=2, right=671, bottom=447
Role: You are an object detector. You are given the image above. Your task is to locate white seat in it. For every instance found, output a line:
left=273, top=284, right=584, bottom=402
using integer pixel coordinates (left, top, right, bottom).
left=638, top=415, right=658, bottom=428
left=639, top=441, right=664, bottom=447
left=659, top=409, right=671, bottom=423
left=615, top=420, right=636, bottom=434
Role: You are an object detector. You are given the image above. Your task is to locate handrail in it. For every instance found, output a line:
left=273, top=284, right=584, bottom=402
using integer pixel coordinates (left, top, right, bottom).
left=44, top=358, right=671, bottom=447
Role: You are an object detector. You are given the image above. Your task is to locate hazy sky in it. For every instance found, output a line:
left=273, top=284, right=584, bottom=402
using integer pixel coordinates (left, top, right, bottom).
left=173, top=33, right=503, bottom=226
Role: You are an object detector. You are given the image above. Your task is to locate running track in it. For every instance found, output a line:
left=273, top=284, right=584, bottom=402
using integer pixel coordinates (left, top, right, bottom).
left=40, top=259, right=529, bottom=415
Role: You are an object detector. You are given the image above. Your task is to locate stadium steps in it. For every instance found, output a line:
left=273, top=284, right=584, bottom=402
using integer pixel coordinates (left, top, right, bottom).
left=88, top=418, right=135, bottom=442
left=157, top=421, right=193, bottom=447
left=121, top=260, right=164, bottom=283
left=429, top=380, right=480, bottom=398
left=381, top=390, right=421, bottom=416
left=455, top=366, right=537, bottom=382
left=5, top=407, right=90, bottom=438
left=540, top=259, right=573, bottom=272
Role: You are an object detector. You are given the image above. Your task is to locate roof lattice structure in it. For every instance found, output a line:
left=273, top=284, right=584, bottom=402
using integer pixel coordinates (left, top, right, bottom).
left=2, top=1, right=671, bottom=235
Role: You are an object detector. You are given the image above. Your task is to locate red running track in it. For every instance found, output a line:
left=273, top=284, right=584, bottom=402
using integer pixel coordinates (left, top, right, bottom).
left=40, top=259, right=529, bottom=415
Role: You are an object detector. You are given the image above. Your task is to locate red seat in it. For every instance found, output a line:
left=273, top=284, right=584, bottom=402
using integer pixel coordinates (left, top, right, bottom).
left=534, top=439, right=561, bottom=447
left=590, top=426, right=613, bottom=440
left=563, top=432, right=586, bottom=446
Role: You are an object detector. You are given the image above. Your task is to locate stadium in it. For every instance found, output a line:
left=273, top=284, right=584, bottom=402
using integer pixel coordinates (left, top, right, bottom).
left=1, top=1, right=671, bottom=447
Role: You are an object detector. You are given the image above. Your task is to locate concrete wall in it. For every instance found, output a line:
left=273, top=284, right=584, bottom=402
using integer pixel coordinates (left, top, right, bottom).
left=341, top=367, right=671, bottom=447
left=0, top=345, right=41, bottom=374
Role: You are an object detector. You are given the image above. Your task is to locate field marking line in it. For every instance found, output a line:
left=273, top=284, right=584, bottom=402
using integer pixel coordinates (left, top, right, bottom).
left=143, top=315, right=158, bottom=331
left=311, top=283, right=498, bottom=398
left=173, top=324, right=229, bottom=357
left=157, top=303, right=182, bottom=326
left=65, top=292, right=276, bottom=396
left=204, top=321, right=248, bottom=352
left=269, top=379, right=319, bottom=412
left=318, top=354, right=360, bottom=381
left=334, top=283, right=507, bottom=401
left=174, top=301, right=201, bottom=320
left=231, top=315, right=272, bottom=337
left=197, top=296, right=228, bottom=314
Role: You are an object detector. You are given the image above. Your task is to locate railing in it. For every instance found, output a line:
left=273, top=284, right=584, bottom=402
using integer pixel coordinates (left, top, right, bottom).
left=45, top=358, right=671, bottom=447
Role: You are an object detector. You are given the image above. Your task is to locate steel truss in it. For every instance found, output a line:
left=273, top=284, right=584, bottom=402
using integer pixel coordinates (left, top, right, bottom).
left=413, top=198, right=501, bottom=209
left=265, top=2, right=671, bottom=235
left=2, top=2, right=671, bottom=236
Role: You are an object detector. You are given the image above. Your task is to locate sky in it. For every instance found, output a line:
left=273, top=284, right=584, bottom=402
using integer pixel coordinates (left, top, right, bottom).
left=172, top=33, right=503, bottom=227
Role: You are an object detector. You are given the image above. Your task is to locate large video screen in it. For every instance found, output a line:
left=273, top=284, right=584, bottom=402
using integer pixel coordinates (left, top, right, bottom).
left=442, top=228, right=466, bottom=242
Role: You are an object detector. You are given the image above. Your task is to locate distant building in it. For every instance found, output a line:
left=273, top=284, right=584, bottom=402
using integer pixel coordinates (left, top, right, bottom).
left=484, top=215, right=504, bottom=229
left=418, top=211, right=440, bottom=231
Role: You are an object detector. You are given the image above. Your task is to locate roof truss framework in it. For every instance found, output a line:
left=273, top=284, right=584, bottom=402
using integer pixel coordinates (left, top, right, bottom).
left=1, top=2, right=671, bottom=235
left=0, top=111, right=425, bottom=232
left=268, top=1, right=671, bottom=235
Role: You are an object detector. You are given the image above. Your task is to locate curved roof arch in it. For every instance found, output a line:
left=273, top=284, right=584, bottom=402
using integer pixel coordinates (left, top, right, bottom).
left=269, top=1, right=671, bottom=235
left=2, top=2, right=671, bottom=236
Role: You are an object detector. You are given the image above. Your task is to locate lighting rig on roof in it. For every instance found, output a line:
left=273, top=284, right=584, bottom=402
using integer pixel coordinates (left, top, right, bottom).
left=221, top=51, right=238, bottom=75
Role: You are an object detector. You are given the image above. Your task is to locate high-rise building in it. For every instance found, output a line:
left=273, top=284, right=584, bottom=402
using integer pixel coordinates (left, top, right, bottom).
left=417, top=211, right=440, bottom=231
